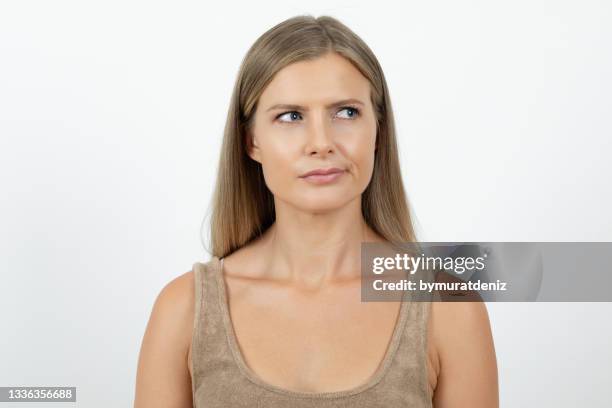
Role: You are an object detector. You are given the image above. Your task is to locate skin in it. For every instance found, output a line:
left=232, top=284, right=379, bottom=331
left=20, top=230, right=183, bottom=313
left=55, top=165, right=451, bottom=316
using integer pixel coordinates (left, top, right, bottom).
left=134, top=52, right=498, bottom=407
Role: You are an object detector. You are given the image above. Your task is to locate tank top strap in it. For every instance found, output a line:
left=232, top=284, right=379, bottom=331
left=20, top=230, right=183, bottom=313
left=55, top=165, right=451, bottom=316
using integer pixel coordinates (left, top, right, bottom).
left=389, top=267, right=435, bottom=402
left=191, top=256, right=235, bottom=400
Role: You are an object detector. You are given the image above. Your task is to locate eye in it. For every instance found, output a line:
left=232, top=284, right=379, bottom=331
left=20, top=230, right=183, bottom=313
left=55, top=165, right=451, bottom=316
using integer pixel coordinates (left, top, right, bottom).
left=336, top=106, right=360, bottom=119
left=276, top=111, right=303, bottom=123
left=275, top=107, right=361, bottom=123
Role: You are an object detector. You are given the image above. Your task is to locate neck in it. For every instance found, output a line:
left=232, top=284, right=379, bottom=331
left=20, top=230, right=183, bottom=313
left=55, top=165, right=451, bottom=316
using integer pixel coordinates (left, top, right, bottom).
left=258, top=195, right=384, bottom=288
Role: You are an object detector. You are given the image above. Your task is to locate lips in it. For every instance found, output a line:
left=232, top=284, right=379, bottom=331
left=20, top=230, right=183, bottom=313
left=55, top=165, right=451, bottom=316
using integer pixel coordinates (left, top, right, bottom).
left=299, top=167, right=346, bottom=185
left=299, top=167, right=345, bottom=178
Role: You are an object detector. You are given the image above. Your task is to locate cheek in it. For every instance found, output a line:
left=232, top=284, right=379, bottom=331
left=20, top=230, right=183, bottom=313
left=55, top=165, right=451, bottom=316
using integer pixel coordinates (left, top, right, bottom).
left=342, top=127, right=377, bottom=181
left=257, top=134, right=300, bottom=190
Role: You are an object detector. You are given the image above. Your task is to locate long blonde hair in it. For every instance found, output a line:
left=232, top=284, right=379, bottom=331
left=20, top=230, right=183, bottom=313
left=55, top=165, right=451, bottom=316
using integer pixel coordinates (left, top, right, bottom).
left=204, top=14, right=417, bottom=258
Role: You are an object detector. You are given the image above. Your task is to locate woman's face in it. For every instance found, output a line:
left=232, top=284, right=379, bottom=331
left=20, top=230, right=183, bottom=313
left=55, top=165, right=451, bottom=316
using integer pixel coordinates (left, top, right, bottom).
left=248, top=52, right=378, bottom=212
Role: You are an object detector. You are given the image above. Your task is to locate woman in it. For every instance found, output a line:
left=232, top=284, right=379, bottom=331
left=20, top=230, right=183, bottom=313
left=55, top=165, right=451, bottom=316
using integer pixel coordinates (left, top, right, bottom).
left=134, top=15, right=498, bottom=407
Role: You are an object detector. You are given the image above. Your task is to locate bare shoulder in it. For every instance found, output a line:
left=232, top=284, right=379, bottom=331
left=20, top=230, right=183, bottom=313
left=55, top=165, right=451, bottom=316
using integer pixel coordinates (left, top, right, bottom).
left=430, top=300, right=492, bottom=335
left=427, top=300, right=499, bottom=407
left=223, top=241, right=268, bottom=279
left=152, top=269, right=195, bottom=320
left=144, top=269, right=195, bottom=348
left=133, top=268, right=195, bottom=408
left=158, top=269, right=195, bottom=323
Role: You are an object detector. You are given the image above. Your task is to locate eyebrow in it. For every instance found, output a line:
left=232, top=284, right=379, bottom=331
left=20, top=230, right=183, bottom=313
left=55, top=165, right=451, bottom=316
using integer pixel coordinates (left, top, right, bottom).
left=265, top=98, right=365, bottom=113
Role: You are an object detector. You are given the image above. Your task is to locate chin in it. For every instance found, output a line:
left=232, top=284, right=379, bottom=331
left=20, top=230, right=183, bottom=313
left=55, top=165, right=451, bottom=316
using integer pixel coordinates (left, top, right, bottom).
left=292, top=195, right=354, bottom=213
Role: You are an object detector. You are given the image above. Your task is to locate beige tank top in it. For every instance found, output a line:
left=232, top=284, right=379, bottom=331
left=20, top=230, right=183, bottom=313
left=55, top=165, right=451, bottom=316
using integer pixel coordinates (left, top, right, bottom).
left=191, top=256, right=433, bottom=407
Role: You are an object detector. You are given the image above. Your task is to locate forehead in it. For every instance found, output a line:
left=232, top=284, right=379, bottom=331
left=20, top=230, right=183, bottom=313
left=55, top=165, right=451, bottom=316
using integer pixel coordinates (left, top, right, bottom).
left=258, top=52, right=371, bottom=108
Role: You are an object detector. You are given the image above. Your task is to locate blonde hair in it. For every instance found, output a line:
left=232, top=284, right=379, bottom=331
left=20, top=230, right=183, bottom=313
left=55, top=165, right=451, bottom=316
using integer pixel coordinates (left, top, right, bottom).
left=204, top=14, right=417, bottom=258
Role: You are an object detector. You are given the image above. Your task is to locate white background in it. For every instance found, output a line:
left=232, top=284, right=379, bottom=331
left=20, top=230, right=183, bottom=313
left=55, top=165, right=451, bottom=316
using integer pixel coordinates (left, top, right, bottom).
left=1, top=0, right=611, bottom=406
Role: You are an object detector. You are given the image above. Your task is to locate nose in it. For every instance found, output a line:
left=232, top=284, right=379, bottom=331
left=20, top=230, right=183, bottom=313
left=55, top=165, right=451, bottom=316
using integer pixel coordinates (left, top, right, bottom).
left=305, top=113, right=334, bottom=156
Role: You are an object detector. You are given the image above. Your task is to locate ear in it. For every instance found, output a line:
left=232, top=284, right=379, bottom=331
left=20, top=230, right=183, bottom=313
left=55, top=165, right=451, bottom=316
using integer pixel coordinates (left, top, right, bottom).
left=245, top=128, right=261, bottom=163
left=375, top=129, right=379, bottom=151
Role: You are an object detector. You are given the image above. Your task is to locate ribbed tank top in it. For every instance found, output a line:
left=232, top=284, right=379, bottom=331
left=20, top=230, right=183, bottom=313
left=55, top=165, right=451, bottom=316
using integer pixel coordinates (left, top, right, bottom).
left=191, top=256, right=433, bottom=407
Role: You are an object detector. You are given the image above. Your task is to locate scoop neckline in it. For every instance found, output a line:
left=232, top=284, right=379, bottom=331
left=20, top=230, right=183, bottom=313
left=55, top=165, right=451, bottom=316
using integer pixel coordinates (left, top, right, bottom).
left=212, top=255, right=412, bottom=399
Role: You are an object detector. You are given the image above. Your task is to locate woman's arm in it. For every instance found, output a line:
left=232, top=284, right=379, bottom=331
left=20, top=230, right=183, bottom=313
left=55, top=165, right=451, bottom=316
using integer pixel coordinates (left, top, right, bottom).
left=134, top=271, right=195, bottom=408
left=430, top=300, right=499, bottom=408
